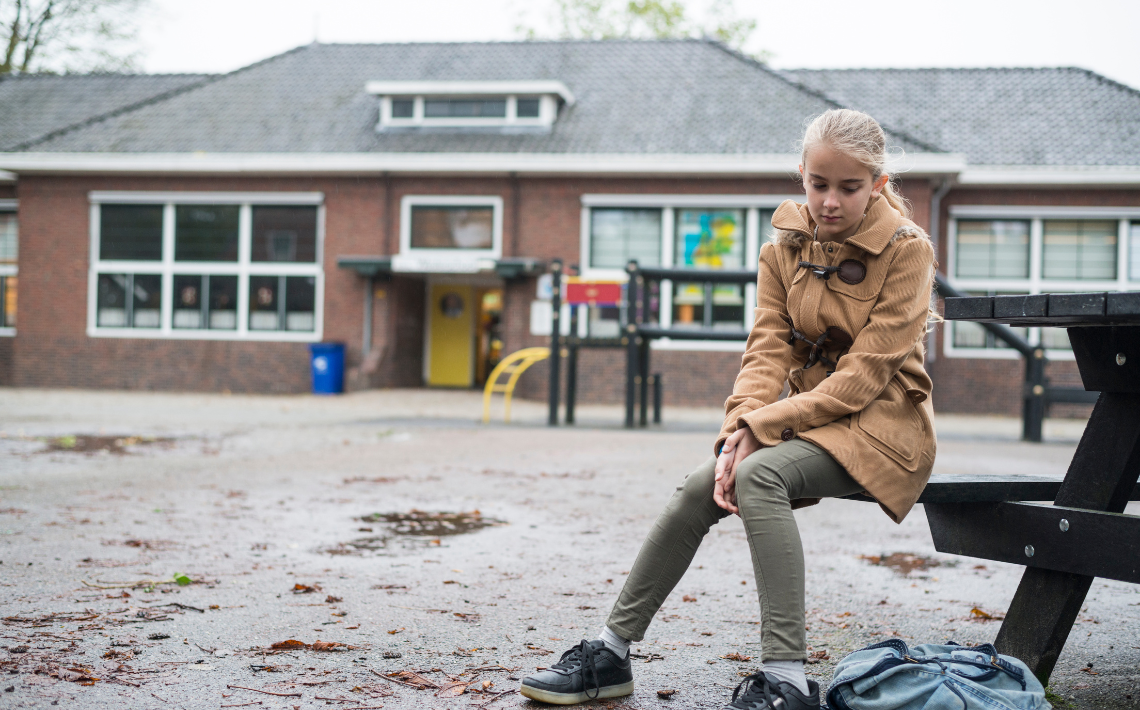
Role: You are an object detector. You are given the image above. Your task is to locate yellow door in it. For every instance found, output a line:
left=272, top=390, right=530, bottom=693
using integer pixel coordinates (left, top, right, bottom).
left=428, top=284, right=474, bottom=387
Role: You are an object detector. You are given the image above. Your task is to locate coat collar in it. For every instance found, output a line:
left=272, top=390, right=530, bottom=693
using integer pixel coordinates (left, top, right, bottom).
left=771, top=195, right=904, bottom=256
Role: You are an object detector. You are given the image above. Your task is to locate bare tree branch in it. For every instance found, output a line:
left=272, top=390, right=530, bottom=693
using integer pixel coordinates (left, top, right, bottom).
left=0, top=0, right=146, bottom=75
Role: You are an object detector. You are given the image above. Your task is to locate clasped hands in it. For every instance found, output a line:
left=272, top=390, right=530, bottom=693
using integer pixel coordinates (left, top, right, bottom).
left=713, top=426, right=761, bottom=514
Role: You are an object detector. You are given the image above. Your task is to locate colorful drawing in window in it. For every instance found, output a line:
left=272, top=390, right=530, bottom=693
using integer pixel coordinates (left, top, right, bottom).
left=673, top=209, right=744, bottom=329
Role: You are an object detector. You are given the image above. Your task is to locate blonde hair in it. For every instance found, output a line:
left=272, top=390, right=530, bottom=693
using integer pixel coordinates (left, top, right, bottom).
left=800, top=109, right=911, bottom=219
left=801, top=109, right=943, bottom=329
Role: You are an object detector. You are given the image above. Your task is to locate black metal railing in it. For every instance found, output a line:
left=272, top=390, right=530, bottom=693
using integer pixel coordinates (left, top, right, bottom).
left=614, top=261, right=1094, bottom=440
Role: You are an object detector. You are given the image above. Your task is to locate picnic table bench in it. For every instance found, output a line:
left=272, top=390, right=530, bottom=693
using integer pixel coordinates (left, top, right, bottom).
left=885, top=291, right=1140, bottom=685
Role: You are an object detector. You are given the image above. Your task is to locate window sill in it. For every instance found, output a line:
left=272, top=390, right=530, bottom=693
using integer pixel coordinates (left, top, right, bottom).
left=86, top=328, right=321, bottom=343
left=0, top=327, right=14, bottom=337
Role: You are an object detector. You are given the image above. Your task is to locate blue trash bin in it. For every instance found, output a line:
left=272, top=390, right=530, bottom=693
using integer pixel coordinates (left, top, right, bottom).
left=308, top=342, right=345, bottom=395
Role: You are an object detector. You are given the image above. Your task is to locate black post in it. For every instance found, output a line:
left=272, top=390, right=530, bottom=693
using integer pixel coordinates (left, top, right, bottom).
left=639, top=339, right=650, bottom=427
left=652, top=372, right=662, bottom=424
left=1023, top=347, right=1046, bottom=442
left=638, top=274, right=651, bottom=427
left=625, top=261, right=639, bottom=429
left=548, top=259, right=563, bottom=427
left=566, top=305, right=578, bottom=425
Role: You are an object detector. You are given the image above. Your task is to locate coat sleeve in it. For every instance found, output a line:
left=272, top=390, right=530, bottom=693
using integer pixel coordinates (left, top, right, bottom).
left=738, top=236, right=934, bottom=447
left=715, top=242, right=794, bottom=453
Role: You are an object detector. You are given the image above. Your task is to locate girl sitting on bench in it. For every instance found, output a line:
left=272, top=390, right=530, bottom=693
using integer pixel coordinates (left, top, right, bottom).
left=521, top=109, right=939, bottom=710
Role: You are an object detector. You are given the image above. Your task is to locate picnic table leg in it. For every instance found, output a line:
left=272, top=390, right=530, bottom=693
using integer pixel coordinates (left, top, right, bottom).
left=993, top=386, right=1140, bottom=684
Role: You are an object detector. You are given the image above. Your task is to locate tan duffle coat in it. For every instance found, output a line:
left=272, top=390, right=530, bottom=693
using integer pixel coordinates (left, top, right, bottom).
left=716, top=196, right=937, bottom=523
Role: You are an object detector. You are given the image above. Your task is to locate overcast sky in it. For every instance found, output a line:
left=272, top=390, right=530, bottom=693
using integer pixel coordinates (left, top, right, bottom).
left=138, top=0, right=1140, bottom=89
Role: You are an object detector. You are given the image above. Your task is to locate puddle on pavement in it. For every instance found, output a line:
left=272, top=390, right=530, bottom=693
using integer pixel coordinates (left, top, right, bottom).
left=39, top=435, right=176, bottom=455
left=323, top=510, right=507, bottom=557
left=361, top=509, right=506, bottom=537
left=858, top=553, right=944, bottom=575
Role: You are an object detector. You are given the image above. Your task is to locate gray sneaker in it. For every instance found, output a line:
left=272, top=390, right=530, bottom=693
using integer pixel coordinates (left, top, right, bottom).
left=520, top=639, right=634, bottom=705
left=724, top=672, right=820, bottom=710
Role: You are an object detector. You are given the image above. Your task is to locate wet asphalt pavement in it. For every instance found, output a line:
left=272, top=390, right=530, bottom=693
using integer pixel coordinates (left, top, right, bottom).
left=1, top=389, right=1137, bottom=709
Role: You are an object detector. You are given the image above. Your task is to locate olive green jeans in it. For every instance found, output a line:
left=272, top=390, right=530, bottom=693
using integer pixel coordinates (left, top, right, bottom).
left=605, top=439, right=862, bottom=661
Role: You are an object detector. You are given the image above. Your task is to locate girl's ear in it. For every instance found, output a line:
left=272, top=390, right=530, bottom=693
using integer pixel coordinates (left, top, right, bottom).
left=870, top=173, right=889, bottom=199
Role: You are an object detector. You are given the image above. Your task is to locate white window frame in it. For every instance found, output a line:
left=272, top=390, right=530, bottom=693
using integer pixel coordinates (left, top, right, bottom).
left=0, top=199, right=16, bottom=337
left=87, top=191, right=325, bottom=342
left=368, top=81, right=573, bottom=132
left=394, top=195, right=503, bottom=274
left=579, top=194, right=800, bottom=352
left=945, top=205, right=1140, bottom=360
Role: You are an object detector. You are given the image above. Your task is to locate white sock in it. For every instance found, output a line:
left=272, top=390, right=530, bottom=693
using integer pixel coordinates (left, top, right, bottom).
left=761, top=659, right=808, bottom=695
left=598, top=626, right=630, bottom=658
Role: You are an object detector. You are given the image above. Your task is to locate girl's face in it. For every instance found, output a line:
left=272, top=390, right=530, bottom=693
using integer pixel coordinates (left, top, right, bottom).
left=799, top=144, right=889, bottom=243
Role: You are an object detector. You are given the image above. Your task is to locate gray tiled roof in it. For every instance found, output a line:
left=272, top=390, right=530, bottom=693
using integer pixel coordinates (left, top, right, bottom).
left=780, top=67, right=1140, bottom=166
left=16, top=40, right=935, bottom=155
left=0, top=73, right=209, bottom=151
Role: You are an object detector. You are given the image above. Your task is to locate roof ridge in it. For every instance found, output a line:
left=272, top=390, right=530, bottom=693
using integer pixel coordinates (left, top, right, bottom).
left=6, top=44, right=313, bottom=152
left=701, top=39, right=950, bottom=155
left=311, top=37, right=703, bottom=47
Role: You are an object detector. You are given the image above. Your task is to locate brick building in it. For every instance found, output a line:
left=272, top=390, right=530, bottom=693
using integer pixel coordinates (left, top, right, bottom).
left=1, top=40, right=1139, bottom=415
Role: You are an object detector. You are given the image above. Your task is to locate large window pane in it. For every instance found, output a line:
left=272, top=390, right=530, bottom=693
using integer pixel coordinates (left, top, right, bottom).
left=252, top=206, right=318, bottom=263
left=0, top=276, right=14, bottom=327
left=1043, top=220, right=1116, bottom=280
left=956, top=220, right=1030, bottom=279
left=175, top=205, right=239, bottom=262
left=1131, top=222, right=1140, bottom=281
left=249, top=275, right=280, bottom=330
left=410, top=206, right=494, bottom=250
left=173, top=274, right=237, bottom=330
left=516, top=98, right=540, bottom=118
left=285, top=276, right=316, bottom=331
left=247, top=275, right=316, bottom=332
left=589, top=208, right=661, bottom=269
left=673, top=209, right=746, bottom=329
left=0, top=213, right=16, bottom=263
left=97, top=273, right=161, bottom=328
left=423, top=99, right=506, bottom=118
left=100, top=205, right=163, bottom=261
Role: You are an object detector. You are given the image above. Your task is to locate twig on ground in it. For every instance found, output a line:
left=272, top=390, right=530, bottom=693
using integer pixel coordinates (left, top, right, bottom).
left=225, top=685, right=302, bottom=698
left=220, top=703, right=263, bottom=708
left=315, top=697, right=357, bottom=702
left=476, top=688, right=518, bottom=707
left=81, top=579, right=177, bottom=590
left=150, top=602, right=205, bottom=613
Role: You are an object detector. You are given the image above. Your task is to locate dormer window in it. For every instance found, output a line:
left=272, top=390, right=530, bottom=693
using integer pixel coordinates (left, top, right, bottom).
left=366, top=81, right=574, bottom=133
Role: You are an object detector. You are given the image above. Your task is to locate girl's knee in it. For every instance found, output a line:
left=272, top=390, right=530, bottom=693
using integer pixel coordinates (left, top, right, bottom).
left=735, top=453, right=790, bottom=503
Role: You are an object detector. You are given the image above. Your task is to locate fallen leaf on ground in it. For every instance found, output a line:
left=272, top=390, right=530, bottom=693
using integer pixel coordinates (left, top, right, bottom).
left=438, top=680, right=470, bottom=697
left=807, top=650, right=830, bottom=663
left=969, top=607, right=1004, bottom=621
left=387, top=628, right=405, bottom=634
left=386, top=670, right=439, bottom=690
left=271, top=640, right=309, bottom=650
left=55, top=667, right=100, bottom=685
left=682, top=595, right=697, bottom=603
left=721, top=652, right=752, bottom=662
left=1080, top=666, right=1099, bottom=675
left=292, top=584, right=321, bottom=594
left=325, top=595, right=342, bottom=603
left=657, top=689, right=677, bottom=698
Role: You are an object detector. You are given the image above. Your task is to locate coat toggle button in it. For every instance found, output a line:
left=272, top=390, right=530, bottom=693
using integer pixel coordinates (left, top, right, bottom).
left=781, top=428, right=795, bottom=442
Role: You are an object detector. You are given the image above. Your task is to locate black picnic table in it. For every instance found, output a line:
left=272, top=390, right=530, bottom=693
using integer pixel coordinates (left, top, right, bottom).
left=931, top=291, right=1140, bottom=683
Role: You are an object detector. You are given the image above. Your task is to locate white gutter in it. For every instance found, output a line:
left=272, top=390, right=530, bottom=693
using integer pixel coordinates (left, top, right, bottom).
left=0, top=151, right=966, bottom=177
left=958, top=165, right=1140, bottom=186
